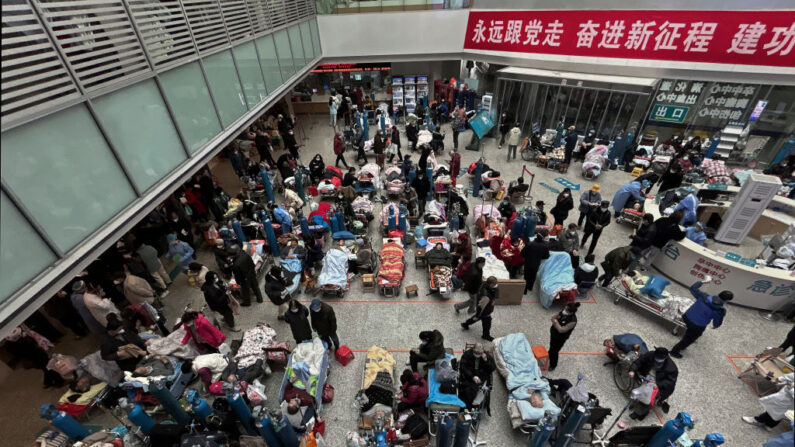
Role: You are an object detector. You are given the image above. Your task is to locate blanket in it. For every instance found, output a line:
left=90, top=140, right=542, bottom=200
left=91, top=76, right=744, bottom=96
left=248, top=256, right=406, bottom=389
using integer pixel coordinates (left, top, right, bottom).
left=58, top=382, right=106, bottom=406
left=291, top=338, right=326, bottom=376
left=537, top=251, right=577, bottom=309
left=79, top=351, right=123, bottom=387
left=583, top=145, right=607, bottom=176
left=476, top=244, right=510, bottom=280
left=497, top=334, right=560, bottom=421
left=352, top=196, right=374, bottom=213
left=235, top=324, right=277, bottom=368
left=193, top=353, right=228, bottom=382
left=363, top=345, right=396, bottom=389
left=426, top=355, right=465, bottom=408
left=281, top=259, right=302, bottom=295
left=146, top=327, right=201, bottom=359
left=318, top=248, right=348, bottom=288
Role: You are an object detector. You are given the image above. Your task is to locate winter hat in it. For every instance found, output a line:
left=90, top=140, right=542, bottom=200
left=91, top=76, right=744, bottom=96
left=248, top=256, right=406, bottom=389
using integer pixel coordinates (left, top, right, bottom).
left=167, top=233, right=177, bottom=243
left=654, top=347, right=669, bottom=360
left=642, top=180, right=650, bottom=187
left=310, top=299, right=322, bottom=312
left=591, top=184, right=600, bottom=192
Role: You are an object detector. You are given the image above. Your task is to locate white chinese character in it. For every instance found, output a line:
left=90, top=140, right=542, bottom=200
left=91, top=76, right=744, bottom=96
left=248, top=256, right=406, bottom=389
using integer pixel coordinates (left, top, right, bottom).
left=675, top=81, right=688, bottom=92
left=523, top=19, right=543, bottom=45
left=675, top=94, right=687, bottom=103
left=667, top=93, right=677, bottom=102
left=731, top=86, right=743, bottom=95
left=724, top=97, right=738, bottom=108
left=655, top=106, right=668, bottom=118
left=656, top=93, right=668, bottom=101
left=736, top=98, right=749, bottom=109
left=742, top=86, right=755, bottom=96
left=698, top=107, right=711, bottom=117
left=710, top=84, right=721, bottom=94
left=730, top=110, right=743, bottom=120
left=683, top=22, right=717, bottom=52
left=599, top=20, right=626, bottom=49
left=625, top=20, right=656, bottom=50
left=715, top=97, right=727, bottom=107
left=487, top=20, right=505, bottom=43
left=721, top=85, right=733, bottom=94
left=709, top=108, right=721, bottom=118
left=718, top=109, right=731, bottom=119
left=660, top=80, right=673, bottom=92
left=727, top=22, right=767, bottom=54
left=576, top=20, right=600, bottom=48
left=672, top=108, right=686, bottom=119
left=543, top=20, right=564, bottom=47
left=472, top=19, right=487, bottom=43
left=703, top=96, right=715, bottom=105
left=505, top=20, right=523, bottom=44
left=654, top=21, right=686, bottom=50
left=690, top=82, right=704, bottom=94
left=763, top=23, right=795, bottom=56
left=685, top=94, right=698, bottom=104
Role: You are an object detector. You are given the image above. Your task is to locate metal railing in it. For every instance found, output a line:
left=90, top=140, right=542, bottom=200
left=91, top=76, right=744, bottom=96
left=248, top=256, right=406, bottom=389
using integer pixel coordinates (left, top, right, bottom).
left=315, top=0, right=470, bottom=14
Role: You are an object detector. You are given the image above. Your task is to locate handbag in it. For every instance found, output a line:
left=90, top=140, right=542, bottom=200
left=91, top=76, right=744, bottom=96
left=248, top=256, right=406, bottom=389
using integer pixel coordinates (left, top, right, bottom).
left=322, top=383, right=335, bottom=403
left=312, top=418, right=326, bottom=436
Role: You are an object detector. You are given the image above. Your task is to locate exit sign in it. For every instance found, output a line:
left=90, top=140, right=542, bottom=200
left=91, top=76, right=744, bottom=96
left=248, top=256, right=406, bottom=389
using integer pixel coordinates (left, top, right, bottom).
left=650, top=104, right=689, bottom=123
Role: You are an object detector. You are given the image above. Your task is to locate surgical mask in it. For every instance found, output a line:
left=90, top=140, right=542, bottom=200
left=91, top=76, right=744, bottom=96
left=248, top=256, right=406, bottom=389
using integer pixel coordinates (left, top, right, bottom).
left=655, top=359, right=665, bottom=367
left=569, top=231, right=576, bottom=236
left=683, top=157, right=689, bottom=160
left=563, top=193, right=569, bottom=197
left=290, top=308, right=299, bottom=313
left=601, top=207, right=608, bottom=211
left=561, top=310, right=569, bottom=316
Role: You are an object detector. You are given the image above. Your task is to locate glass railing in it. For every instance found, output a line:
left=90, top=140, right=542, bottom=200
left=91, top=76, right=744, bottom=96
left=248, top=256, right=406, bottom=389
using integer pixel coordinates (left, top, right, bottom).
left=316, top=0, right=471, bottom=14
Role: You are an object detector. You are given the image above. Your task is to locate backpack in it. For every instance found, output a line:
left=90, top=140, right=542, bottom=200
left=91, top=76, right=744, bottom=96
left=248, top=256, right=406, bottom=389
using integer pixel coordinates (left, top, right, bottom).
left=403, top=414, right=429, bottom=439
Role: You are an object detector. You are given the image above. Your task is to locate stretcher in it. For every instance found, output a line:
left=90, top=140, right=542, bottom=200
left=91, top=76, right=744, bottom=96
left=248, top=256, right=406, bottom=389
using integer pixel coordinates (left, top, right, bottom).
left=537, top=251, right=578, bottom=308
left=278, top=338, right=331, bottom=411
left=357, top=345, right=397, bottom=432
left=607, top=276, right=688, bottom=335
left=318, top=247, right=350, bottom=298
left=377, top=238, right=405, bottom=297
left=426, top=354, right=465, bottom=435
left=582, top=145, right=607, bottom=179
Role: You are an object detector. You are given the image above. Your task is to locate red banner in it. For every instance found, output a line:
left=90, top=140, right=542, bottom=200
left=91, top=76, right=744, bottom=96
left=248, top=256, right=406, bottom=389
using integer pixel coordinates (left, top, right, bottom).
left=464, top=10, right=795, bottom=67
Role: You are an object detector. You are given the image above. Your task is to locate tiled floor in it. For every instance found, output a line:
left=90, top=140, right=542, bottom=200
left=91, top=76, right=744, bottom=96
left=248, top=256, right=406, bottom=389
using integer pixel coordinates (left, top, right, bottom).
left=5, top=113, right=792, bottom=446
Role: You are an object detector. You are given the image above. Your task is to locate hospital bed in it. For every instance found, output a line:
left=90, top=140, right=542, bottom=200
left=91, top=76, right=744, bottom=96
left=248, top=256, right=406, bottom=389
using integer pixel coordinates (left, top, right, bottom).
left=357, top=345, right=397, bottom=433
left=278, top=338, right=331, bottom=411
left=377, top=238, right=405, bottom=297
left=318, top=247, right=350, bottom=298
left=426, top=236, right=453, bottom=299
left=606, top=274, right=689, bottom=335
left=536, top=251, right=578, bottom=309
left=426, top=353, right=465, bottom=435
left=493, top=333, right=561, bottom=431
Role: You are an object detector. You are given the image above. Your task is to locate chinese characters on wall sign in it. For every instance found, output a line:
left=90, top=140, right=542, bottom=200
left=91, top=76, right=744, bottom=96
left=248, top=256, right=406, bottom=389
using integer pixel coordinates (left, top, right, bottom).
left=465, top=11, right=795, bottom=67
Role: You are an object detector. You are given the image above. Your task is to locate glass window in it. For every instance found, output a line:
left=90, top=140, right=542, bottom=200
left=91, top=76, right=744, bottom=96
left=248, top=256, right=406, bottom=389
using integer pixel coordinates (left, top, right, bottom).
left=159, top=62, right=222, bottom=153
left=92, top=79, right=186, bottom=192
left=310, top=19, right=322, bottom=59
left=255, top=34, right=283, bottom=93
left=274, top=29, right=295, bottom=80
left=300, top=21, right=314, bottom=63
left=0, top=104, right=137, bottom=251
left=202, top=50, right=247, bottom=126
left=288, top=25, right=305, bottom=68
left=588, top=91, right=609, bottom=137
left=233, top=41, right=268, bottom=107
left=0, top=192, right=57, bottom=301
left=577, top=90, right=598, bottom=132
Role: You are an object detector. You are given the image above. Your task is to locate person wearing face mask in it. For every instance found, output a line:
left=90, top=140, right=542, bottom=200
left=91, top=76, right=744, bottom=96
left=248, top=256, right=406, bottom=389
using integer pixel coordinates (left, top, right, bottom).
left=100, top=314, right=147, bottom=372
left=373, top=129, right=386, bottom=169
left=264, top=266, right=291, bottom=320
left=580, top=200, right=612, bottom=257
left=284, top=129, right=299, bottom=159
left=628, top=347, right=678, bottom=419
left=670, top=276, right=733, bottom=359
left=461, top=276, right=499, bottom=342
left=309, top=299, right=339, bottom=352
left=411, top=171, right=430, bottom=214
left=578, top=184, right=602, bottom=227
left=547, top=302, right=580, bottom=371
left=342, top=167, right=357, bottom=188
left=168, top=210, right=194, bottom=249
left=458, top=342, right=495, bottom=408
left=309, top=154, right=325, bottom=184
left=201, top=271, right=239, bottom=332
left=574, top=254, right=599, bottom=295
left=598, top=245, right=642, bottom=287
left=634, top=172, right=659, bottom=195
left=498, top=198, right=515, bottom=220
left=578, top=130, right=596, bottom=162
left=611, top=180, right=646, bottom=217
left=283, top=299, right=312, bottom=344
left=657, top=164, right=684, bottom=193
left=334, top=131, right=349, bottom=168
left=551, top=188, right=575, bottom=227
left=560, top=223, right=580, bottom=267
left=521, top=233, right=551, bottom=294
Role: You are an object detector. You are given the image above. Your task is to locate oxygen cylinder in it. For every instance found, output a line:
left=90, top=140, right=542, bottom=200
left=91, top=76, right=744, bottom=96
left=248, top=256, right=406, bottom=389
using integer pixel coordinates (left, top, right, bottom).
left=335, top=211, right=346, bottom=232
left=330, top=215, right=339, bottom=233
left=229, top=391, right=257, bottom=435
left=186, top=390, right=213, bottom=421
left=553, top=404, right=590, bottom=447
left=425, top=168, right=434, bottom=201
left=128, top=405, right=155, bottom=434
left=449, top=216, right=459, bottom=232
left=150, top=380, right=191, bottom=426
left=511, top=217, right=525, bottom=240
left=452, top=412, right=472, bottom=447
left=275, top=414, right=300, bottom=447
left=436, top=414, right=454, bottom=447
left=257, top=413, right=283, bottom=447
left=646, top=412, right=693, bottom=447
left=263, top=218, right=280, bottom=256
left=300, top=217, right=310, bottom=237
left=260, top=169, right=275, bottom=203
left=39, top=404, right=90, bottom=441
left=388, top=205, right=396, bottom=231
left=232, top=220, right=247, bottom=243
left=698, top=433, right=725, bottom=447
left=528, top=411, right=557, bottom=447
left=295, top=169, right=305, bottom=202
left=399, top=212, right=407, bottom=233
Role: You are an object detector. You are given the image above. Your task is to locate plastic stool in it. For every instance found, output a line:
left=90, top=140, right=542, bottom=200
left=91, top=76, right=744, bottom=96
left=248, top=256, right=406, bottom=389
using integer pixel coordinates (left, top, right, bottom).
left=532, top=345, right=550, bottom=371
left=630, top=167, right=643, bottom=177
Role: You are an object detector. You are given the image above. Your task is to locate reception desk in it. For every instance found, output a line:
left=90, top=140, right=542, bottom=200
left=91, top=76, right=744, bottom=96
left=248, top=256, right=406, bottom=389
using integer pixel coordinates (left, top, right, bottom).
left=647, top=189, right=794, bottom=311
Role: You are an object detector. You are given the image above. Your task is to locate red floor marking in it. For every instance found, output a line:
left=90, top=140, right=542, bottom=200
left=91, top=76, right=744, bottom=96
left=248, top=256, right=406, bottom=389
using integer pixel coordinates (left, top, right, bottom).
left=560, top=351, right=606, bottom=355
left=297, top=299, right=597, bottom=305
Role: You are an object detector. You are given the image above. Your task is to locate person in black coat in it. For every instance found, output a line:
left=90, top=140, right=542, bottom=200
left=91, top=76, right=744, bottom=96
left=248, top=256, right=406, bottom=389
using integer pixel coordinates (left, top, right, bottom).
left=657, top=165, right=684, bottom=193
left=389, top=125, right=403, bottom=163
left=640, top=210, right=686, bottom=269
left=230, top=245, right=264, bottom=306
left=454, top=257, right=485, bottom=314
left=563, top=126, right=578, bottom=164
left=100, top=315, right=147, bottom=372
left=309, top=299, right=338, bottom=351
left=550, top=188, right=574, bottom=227
left=201, top=271, right=238, bottom=331
left=629, top=348, right=678, bottom=419
left=629, top=213, right=656, bottom=269
left=342, top=167, right=357, bottom=188
left=461, top=278, right=499, bottom=341
left=521, top=234, right=551, bottom=294
left=168, top=211, right=194, bottom=249
left=283, top=299, right=312, bottom=344
left=409, top=330, right=446, bottom=372
left=634, top=172, right=659, bottom=194
left=406, top=121, right=418, bottom=152
left=497, top=199, right=515, bottom=220
left=548, top=302, right=580, bottom=371
left=458, top=342, right=495, bottom=409
left=255, top=130, right=276, bottom=166
left=411, top=171, right=430, bottom=215
left=580, top=200, right=611, bottom=256
left=308, top=154, right=325, bottom=184
left=264, top=266, right=291, bottom=319
left=283, top=130, right=299, bottom=159
left=574, top=254, right=599, bottom=292
left=213, top=240, right=233, bottom=276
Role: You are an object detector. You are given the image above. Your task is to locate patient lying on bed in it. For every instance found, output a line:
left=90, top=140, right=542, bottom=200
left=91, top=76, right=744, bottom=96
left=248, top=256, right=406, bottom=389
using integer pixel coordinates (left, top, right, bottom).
left=280, top=397, right=315, bottom=432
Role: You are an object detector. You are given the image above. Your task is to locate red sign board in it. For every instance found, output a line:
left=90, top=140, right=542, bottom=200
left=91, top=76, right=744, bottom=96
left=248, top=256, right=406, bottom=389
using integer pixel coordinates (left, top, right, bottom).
left=464, top=10, right=795, bottom=67
left=311, top=63, right=391, bottom=73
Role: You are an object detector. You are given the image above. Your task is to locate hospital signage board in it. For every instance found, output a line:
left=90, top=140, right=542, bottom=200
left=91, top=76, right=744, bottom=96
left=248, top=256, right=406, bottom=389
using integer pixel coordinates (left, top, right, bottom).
left=464, top=10, right=795, bottom=67
left=650, top=104, right=689, bottom=123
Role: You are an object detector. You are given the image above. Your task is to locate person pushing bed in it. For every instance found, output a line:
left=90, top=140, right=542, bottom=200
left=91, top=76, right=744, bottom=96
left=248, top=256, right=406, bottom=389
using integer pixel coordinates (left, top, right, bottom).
left=670, top=275, right=733, bottom=359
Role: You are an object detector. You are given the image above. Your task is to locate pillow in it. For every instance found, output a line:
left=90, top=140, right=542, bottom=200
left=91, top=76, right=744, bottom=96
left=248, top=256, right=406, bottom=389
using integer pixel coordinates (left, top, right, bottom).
left=640, top=274, right=670, bottom=299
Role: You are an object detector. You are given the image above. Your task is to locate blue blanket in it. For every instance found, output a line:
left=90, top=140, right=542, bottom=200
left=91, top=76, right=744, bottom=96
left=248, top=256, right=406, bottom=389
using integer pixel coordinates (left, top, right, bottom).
left=280, top=259, right=302, bottom=295
left=500, top=333, right=560, bottom=421
left=537, top=251, right=577, bottom=308
left=426, top=354, right=465, bottom=408
left=318, top=249, right=348, bottom=288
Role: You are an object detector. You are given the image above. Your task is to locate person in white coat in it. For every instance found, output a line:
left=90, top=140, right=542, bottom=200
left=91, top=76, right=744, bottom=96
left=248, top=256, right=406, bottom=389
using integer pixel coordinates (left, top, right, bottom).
left=742, top=372, right=794, bottom=430
left=506, top=124, right=522, bottom=161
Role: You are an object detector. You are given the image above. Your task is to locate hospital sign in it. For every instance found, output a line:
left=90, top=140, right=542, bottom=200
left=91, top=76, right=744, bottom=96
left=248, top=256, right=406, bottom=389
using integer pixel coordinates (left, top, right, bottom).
left=650, top=104, right=690, bottom=123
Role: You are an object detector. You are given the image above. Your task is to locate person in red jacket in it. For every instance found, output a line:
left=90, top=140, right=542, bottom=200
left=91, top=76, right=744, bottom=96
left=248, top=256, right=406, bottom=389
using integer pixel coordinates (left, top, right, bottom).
left=333, top=132, right=349, bottom=169
left=396, top=369, right=428, bottom=412
left=180, top=311, right=226, bottom=353
left=500, top=236, right=525, bottom=279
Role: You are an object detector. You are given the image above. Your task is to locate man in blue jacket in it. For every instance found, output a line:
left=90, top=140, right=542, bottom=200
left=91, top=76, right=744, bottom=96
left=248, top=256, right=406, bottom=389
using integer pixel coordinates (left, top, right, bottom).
left=670, top=276, right=733, bottom=358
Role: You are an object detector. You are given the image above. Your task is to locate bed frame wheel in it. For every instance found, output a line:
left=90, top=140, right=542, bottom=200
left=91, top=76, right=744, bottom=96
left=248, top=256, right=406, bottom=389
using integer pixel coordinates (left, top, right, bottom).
left=613, top=297, right=620, bottom=305
left=672, top=326, right=680, bottom=335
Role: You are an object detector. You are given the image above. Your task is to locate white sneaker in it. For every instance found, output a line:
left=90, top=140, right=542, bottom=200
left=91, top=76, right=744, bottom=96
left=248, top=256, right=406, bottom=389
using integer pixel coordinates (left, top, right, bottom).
left=742, top=416, right=772, bottom=431
left=229, top=326, right=241, bottom=333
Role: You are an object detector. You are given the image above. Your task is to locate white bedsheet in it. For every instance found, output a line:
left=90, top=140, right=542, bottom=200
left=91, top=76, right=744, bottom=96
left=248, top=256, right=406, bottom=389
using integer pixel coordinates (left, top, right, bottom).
left=291, top=338, right=326, bottom=376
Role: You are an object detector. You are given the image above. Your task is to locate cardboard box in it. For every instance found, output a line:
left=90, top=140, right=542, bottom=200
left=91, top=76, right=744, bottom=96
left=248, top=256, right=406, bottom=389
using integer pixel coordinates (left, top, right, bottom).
left=496, top=279, right=525, bottom=305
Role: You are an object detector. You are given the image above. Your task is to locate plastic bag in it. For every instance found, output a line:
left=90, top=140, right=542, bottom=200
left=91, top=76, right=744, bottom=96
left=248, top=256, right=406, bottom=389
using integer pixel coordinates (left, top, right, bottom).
left=433, top=358, right=456, bottom=385
left=630, top=381, right=658, bottom=405
left=246, top=379, right=267, bottom=406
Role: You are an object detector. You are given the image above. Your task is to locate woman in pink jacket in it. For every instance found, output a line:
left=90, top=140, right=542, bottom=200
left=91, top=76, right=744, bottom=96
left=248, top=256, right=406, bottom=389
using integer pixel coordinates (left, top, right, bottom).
left=180, top=311, right=226, bottom=353
left=396, top=369, right=428, bottom=412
